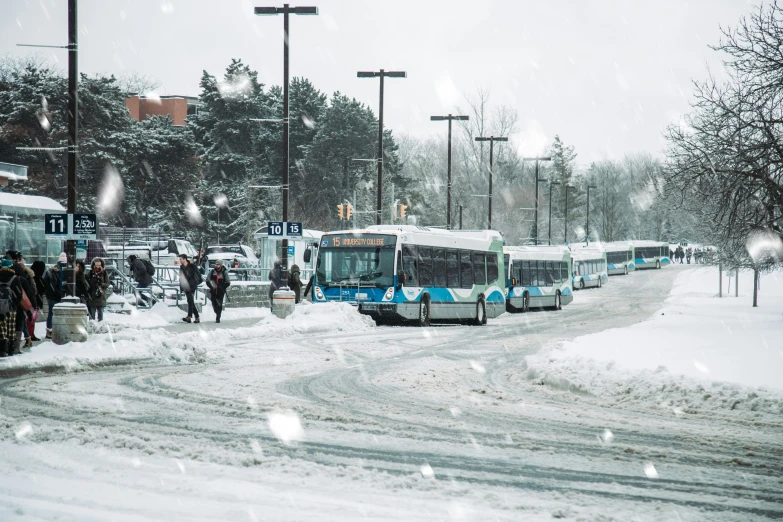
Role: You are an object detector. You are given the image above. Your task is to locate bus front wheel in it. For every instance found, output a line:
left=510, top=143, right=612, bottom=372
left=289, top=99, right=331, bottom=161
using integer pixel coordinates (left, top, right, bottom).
left=522, top=292, right=530, bottom=313
left=555, top=291, right=562, bottom=311
left=475, top=297, right=487, bottom=326
left=598, top=277, right=602, bottom=288
left=418, top=296, right=431, bottom=327
left=656, top=260, right=661, bottom=269
left=624, top=266, right=628, bottom=275
left=579, top=280, right=585, bottom=290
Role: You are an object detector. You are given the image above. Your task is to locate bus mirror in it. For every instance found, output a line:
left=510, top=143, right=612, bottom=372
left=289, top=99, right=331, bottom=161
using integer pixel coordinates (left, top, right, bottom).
left=396, top=271, right=405, bottom=288
left=303, top=249, right=311, bottom=263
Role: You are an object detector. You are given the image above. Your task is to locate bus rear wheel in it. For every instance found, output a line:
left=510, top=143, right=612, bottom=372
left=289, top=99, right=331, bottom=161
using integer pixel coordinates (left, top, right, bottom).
left=554, top=291, right=562, bottom=310
left=656, top=260, right=661, bottom=269
left=579, top=280, right=585, bottom=290
left=624, top=266, right=628, bottom=275
left=418, top=296, right=431, bottom=327
left=598, top=277, right=602, bottom=288
left=474, top=297, right=487, bottom=326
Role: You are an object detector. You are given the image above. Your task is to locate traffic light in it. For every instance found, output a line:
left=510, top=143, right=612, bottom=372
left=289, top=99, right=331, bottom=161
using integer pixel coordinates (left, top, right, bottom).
left=399, top=204, right=407, bottom=219
left=337, top=204, right=344, bottom=220
left=346, top=204, right=353, bottom=220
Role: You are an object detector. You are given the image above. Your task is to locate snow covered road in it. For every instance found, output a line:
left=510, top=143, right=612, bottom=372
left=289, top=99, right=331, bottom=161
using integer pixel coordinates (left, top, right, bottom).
left=1, top=264, right=781, bottom=521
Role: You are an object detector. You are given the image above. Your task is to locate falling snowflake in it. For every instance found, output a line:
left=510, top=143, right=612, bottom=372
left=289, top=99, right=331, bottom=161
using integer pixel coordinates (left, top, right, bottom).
left=267, top=411, right=304, bottom=445
left=644, top=463, right=659, bottom=479
left=420, top=463, right=434, bottom=478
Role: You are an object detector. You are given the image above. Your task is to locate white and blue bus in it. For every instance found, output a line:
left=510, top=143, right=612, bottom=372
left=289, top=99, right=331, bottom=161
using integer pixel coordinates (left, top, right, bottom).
left=503, top=246, right=573, bottom=312
left=313, top=225, right=506, bottom=326
left=571, top=247, right=608, bottom=289
left=629, top=240, right=670, bottom=270
left=601, top=242, right=636, bottom=275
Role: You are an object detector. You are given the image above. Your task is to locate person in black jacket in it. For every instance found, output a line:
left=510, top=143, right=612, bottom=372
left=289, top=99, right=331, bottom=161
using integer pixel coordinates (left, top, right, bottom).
left=30, top=260, right=46, bottom=341
left=0, top=258, right=23, bottom=357
left=42, top=253, right=67, bottom=338
left=206, top=259, right=231, bottom=323
left=179, top=254, right=201, bottom=323
left=9, top=252, right=34, bottom=353
left=71, top=259, right=92, bottom=307
left=128, top=255, right=153, bottom=305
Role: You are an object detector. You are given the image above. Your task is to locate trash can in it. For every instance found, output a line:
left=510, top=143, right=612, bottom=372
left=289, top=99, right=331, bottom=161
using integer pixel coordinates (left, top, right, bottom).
left=52, top=297, right=89, bottom=345
left=271, top=288, right=296, bottom=319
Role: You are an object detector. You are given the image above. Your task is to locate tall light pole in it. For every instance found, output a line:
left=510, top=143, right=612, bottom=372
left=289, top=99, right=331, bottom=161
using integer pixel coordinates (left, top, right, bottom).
left=357, top=69, right=406, bottom=224
left=255, top=3, right=317, bottom=282
left=586, top=184, right=597, bottom=245
left=548, top=180, right=561, bottom=246
left=475, top=136, right=508, bottom=229
left=431, top=114, right=469, bottom=229
left=522, top=157, right=552, bottom=246
left=563, top=183, right=575, bottom=244
left=66, top=0, right=78, bottom=294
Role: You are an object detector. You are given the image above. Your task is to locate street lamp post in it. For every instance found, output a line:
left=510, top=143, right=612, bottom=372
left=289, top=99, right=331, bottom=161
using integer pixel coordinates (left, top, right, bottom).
left=254, top=3, right=317, bottom=282
left=431, top=114, right=469, bottom=229
left=563, top=183, right=574, bottom=244
left=548, top=180, right=561, bottom=246
left=522, top=157, right=552, bottom=246
left=586, top=184, right=597, bottom=245
left=357, top=69, right=406, bottom=225
left=475, top=136, right=508, bottom=229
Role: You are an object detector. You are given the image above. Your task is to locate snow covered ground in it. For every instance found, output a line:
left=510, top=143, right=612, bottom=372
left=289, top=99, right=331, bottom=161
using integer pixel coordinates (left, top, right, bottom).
left=0, top=264, right=781, bottom=521
left=524, top=267, right=783, bottom=417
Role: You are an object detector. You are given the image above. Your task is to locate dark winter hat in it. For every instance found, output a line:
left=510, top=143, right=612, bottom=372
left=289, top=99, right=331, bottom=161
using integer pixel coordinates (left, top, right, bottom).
left=214, top=259, right=223, bottom=266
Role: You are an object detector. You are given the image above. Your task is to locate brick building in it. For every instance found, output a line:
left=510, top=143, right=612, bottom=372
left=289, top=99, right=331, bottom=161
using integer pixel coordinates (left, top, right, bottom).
left=125, top=95, right=200, bottom=126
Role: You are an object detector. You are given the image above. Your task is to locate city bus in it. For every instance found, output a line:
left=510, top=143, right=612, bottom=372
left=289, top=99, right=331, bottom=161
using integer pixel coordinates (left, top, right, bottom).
left=629, top=240, right=670, bottom=270
left=571, top=247, right=608, bottom=289
left=312, top=225, right=506, bottom=326
left=601, top=242, right=636, bottom=275
left=503, top=246, right=573, bottom=312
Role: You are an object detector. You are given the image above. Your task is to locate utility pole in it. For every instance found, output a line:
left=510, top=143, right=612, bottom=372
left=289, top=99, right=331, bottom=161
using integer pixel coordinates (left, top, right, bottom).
left=431, top=114, right=469, bottom=229
left=357, top=69, right=406, bottom=224
left=459, top=204, right=463, bottom=230
left=586, top=184, right=597, bottom=245
left=255, top=3, right=317, bottom=283
left=522, top=157, right=552, bottom=246
left=563, top=184, right=574, bottom=244
left=475, top=136, right=508, bottom=229
left=65, top=0, right=78, bottom=295
left=548, top=180, right=561, bottom=246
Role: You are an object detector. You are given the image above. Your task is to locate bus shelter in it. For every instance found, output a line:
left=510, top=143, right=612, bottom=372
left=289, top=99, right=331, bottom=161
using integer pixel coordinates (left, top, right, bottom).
left=0, top=192, right=65, bottom=264
left=253, top=226, right=322, bottom=282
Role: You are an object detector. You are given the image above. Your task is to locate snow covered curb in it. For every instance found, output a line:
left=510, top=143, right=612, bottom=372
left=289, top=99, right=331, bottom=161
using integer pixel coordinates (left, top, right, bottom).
left=0, top=302, right=374, bottom=376
left=520, top=267, right=783, bottom=419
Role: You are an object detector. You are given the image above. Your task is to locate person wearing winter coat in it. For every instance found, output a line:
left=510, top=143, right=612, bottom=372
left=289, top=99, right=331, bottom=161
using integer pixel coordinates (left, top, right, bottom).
left=288, top=264, right=303, bottom=304
left=14, top=254, right=38, bottom=347
left=0, top=258, right=23, bottom=357
left=42, top=253, right=67, bottom=338
left=206, top=259, right=231, bottom=323
left=179, top=254, right=201, bottom=323
left=128, top=255, right=153, bottom=305
left=71, top=260, right=92, bottom=307
left=9, top=252, right=34, bottom=352
left=268, top=260, right=283, bottom=310
left=686, top=248, right=693, bottom=264
left=87, top=257, right=109, bottom=321
left=30, top=260, right=46, bottom=341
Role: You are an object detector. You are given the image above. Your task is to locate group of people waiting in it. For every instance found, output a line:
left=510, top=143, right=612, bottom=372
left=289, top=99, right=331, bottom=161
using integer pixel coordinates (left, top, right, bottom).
left=0, top=250, right=108, bottom=357
left=670, top=246, right=705, bottom=265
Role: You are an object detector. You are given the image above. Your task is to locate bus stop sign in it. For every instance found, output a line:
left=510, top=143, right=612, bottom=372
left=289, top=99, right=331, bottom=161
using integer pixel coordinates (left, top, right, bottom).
left=71, top=213, right=97, bottom=240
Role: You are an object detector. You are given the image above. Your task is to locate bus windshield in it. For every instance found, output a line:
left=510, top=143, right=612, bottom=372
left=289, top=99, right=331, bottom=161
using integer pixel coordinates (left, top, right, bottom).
left=316, top=246, right=396, bottom=287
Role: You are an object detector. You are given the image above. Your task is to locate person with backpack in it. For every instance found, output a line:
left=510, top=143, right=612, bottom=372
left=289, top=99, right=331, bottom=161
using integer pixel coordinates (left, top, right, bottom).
left=0, top=258, right=23, bottom=357
left=179, top=254, right=201, bottom=323
left=8, top=252, right=34, bottom=352
left=206, top=259, right=231, bottom=323
left=268, top=260, right=283, bottom=311
left=128, top=255, right=154, bottom=305
left=87, top=257, right=110, bottom=321
left=288, top=264, right=303, bottom=304
left=42, top=253, right=67, bottom=339
left=13, top=253, right=38, bottom=348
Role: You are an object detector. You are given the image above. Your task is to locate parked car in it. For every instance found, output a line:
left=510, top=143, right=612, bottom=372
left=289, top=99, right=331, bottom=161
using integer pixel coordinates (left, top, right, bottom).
left=205, top=244, right=259, bottom=278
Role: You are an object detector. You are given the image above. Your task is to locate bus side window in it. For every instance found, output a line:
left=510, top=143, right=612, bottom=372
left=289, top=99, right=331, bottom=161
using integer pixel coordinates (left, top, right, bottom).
left=446, top=250, right=460, bottom=288
left=460, top=250, right=473, bottom=288
left=472, top=252, right=486, bottom=285
left=419, top=247, right=433, bottom=287
left=545, top=261, right=553, bottom=286
left=433, top=248, right=446, bottom=288
left=402, top=245, right=418, bottom=286
left=487, top=253, right=499, bottom=284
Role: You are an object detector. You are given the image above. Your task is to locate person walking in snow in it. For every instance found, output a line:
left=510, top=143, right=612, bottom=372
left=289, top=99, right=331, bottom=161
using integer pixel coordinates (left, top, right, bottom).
left=179, top=254, right=201, bottom=323
left=686, top=247, right=693, bottom=264
left=30, top=260, right=46, bottom=341
left=87, top=257, right=109, bottom=321
left=128, top=254, right=154, bottom=305
left=9, top=251, right=34, bottom=353
left=206, top=259, right=231, bottom=323
left=288, top=264, right=303, bottom=304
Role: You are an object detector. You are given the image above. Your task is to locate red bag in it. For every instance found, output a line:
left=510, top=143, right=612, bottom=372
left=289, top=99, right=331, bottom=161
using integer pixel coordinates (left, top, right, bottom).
left=20, top=289, right=32, bottom=311
left=26, top=309, right=38, bottom=339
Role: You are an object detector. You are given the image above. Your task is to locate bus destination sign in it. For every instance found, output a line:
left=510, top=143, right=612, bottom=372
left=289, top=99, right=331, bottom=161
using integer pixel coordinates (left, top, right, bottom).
left=321, top=234, right=397, bottom=248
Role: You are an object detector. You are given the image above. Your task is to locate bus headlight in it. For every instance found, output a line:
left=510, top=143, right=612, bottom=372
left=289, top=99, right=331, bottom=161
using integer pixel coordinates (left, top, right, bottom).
left=315, top=287, right=325, bottom=301
left=383, top=287, right=394, bottom=301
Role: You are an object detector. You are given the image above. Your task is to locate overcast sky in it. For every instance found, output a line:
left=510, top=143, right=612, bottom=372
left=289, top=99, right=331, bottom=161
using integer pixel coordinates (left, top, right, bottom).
left=3, top=0, right=755, bottom=166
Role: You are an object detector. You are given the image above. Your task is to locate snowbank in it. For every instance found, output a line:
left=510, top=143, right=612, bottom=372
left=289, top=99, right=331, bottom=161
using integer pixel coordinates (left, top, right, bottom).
left=523, top=267, right=783, bottom=416
left=0, top=302, right=374, bottom=374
